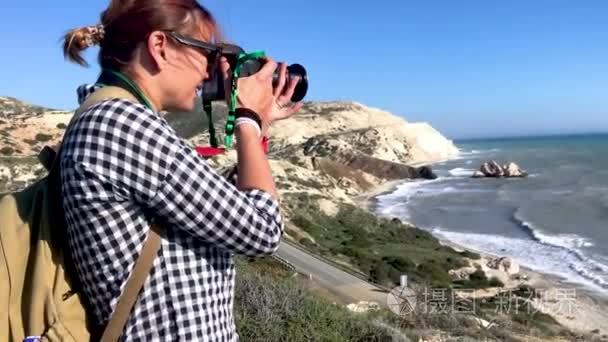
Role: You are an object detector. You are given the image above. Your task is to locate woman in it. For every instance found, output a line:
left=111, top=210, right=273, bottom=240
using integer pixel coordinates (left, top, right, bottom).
left=60, top=0, right=301, bottom=340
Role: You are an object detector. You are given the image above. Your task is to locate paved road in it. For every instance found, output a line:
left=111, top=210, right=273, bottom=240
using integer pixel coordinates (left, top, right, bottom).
left=276, top=242, right=389, bottom=306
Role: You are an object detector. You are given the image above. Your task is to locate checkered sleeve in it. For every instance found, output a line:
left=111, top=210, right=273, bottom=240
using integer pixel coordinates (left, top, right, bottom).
left=67, top=97, right=284, bottom=258
left=150, top=141, right=284, bottom=256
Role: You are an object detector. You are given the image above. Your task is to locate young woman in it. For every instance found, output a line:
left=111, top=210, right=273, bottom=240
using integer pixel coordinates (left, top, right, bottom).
left=61, top=0, right=302, bottom=340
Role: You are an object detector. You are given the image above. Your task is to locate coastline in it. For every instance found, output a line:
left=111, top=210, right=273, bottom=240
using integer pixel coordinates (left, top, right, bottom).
left=357, top=176, right=608, bottom=336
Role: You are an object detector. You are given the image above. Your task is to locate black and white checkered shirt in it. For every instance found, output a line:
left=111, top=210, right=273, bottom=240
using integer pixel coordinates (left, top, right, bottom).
left=60, top=84, right=284, bottom=341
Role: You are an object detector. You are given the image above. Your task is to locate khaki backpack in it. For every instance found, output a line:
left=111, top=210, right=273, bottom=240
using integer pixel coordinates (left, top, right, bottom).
left=0, top=86, right=162, bottom=342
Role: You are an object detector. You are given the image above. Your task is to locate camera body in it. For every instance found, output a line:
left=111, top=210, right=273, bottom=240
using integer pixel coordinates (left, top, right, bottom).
left=201, top=43, right=308, bottom=103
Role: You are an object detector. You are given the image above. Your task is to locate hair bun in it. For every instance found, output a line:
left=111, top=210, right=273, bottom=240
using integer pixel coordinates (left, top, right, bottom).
left=63, top=24, right=105, bottom=66
left=83, top=24, right=106, bottom=47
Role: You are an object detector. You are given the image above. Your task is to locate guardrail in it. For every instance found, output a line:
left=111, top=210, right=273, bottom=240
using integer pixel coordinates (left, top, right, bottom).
left=270, top=254, right=296, bottom=272
left=281, top=240, right=393, bottom=294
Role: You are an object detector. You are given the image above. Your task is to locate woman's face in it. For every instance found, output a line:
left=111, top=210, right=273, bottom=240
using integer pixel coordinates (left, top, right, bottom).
left=161, top=31, right=214, bottom=112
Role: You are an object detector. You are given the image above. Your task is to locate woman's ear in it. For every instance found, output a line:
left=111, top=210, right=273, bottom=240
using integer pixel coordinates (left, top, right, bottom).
left=146, top=31, right=169, bottom=69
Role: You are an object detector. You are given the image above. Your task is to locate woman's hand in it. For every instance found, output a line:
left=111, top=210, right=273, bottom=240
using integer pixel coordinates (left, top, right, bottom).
left=219, top=56, right=303, bottom=136
left=269, top=62, right=304, bottom=123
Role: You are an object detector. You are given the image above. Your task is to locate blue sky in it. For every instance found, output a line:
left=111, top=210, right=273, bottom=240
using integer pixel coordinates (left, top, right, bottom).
left=1, top=1, right=607, bottom=139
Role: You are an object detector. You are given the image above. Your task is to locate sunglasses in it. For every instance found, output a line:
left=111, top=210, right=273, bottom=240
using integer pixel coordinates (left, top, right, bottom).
left=167, top=31, right=222, bottom=71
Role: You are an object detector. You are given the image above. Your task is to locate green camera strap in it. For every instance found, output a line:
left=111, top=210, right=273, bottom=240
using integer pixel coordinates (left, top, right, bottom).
left=95, top=69, right=155, bottom=112
left=224, top=50, right=266, bottom=148
left=202, top=100, right=218, bottom=147
left=201, top=51, right=265, bottom=149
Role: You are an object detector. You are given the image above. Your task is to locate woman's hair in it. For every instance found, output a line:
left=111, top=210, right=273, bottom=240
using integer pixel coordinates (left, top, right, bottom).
left=62, top=0, right=221, bottom=68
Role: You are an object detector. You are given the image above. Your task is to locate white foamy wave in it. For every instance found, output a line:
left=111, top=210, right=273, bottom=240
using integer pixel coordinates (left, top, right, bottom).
left=377, top=177, right=445, bottom=200
left=550, top=190, right=574, bottom=195
left=448, top=167, right=476, bottom=177
left=508, top=212, right=608, bottom=289
left=459, top=149, right=483, bottom=156
left=377, top=201, right=410, bottom=219
left=512, top=211, right=596, bottom=251
left=431, top=228, right=608, bottom=292
left=534, top=230, right=594, bottom=249
left=569, top=264, right=608, bottom=288
left=375, top=178, right=446, bottom=219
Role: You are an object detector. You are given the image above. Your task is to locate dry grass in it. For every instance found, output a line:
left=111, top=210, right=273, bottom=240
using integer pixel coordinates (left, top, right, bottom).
left=234, top=257, right=400, bottom=341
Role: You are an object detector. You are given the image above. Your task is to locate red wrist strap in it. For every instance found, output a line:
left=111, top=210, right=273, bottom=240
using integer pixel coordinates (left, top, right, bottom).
left=195, top=136, right=270, bottom=159
left=261, top=136, right=270, bottom=154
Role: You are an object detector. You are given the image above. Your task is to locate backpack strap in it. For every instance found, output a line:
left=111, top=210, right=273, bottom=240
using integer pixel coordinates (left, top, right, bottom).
left=100, top=224, right=162, bottom=342
left=53, top=86, right=164, bottom=341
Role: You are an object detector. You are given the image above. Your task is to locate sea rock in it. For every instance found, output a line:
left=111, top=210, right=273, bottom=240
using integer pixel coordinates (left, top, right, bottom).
left=474, top=160, right=527, bottom=178
left=0, top=166, right=10, bottom=179
left=480, top=160, right=504, bottom=177
left=448, top=265, right=477, bottom=281
left=346, top=301, right=380, bottom=313
left=417, top=166, right=436, bottom=179
left=472, top=170, right=485, bottom=178
left=503, top=162, right=528, bottom=177
left=472, top=316, right=497, bottom=330
left=486, top=257, right=520, bottom=275
left=450, top=256, right=520, bottom=287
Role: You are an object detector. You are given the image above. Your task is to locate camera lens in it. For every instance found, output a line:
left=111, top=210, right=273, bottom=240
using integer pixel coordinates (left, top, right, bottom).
left=202, top=59, right=308, bottom=103
left=281, top=63, right=308, bottom=102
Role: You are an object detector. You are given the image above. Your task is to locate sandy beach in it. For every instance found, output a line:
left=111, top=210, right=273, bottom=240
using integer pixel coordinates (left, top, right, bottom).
left=358, top=178, right=608, bottom=337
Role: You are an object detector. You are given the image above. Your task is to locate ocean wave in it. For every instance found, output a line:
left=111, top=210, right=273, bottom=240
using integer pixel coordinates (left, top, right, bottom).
left=376, top=177, right=446, bottom=200
left=459, top=149, right=483, bottom=156
left=570, top=264, right=608, bottom=288
left=377, top=201, right=410, bottom=219
left=509, top=210, right=608, bottom=289
left=512, top=210, right=596, bottom=250
left=448, top=167, right=476, bottom=177
left=431, top=227, right=608, bottom=292
left=375, top=178, right=447, bottom=218
left=550, top=190, right=574, bottom=195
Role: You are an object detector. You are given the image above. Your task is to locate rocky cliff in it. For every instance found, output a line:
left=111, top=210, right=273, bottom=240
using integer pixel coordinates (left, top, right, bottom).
left=0, top=97, right=459, bottom=197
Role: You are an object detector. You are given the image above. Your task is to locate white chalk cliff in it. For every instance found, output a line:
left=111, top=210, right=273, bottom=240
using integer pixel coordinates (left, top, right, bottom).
left=0, top=97, right=459, bottom=197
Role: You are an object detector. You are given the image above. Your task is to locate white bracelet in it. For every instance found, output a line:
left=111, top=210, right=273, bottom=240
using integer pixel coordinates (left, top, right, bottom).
left=234, top=117, right=261, bottom=137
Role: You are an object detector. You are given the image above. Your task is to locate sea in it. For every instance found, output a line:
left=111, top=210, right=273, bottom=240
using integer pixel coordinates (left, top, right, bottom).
left=376, top=133, right=608, bottom=295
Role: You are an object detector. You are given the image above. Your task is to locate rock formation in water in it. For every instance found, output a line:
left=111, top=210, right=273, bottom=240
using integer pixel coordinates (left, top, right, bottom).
left=473, top=160, right=527, bottom=178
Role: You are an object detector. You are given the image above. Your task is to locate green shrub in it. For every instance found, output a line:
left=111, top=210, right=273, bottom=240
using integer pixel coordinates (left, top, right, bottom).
left=459, top=250, right=481, bottom=260
left=369, top=261, right=391, bottom=284
left=382, top=256, right=416, bottom=273
left=1, top=146, right=14, bottom=156
left=299, top=237, right=315, bottom=248
left=234, top=258, right=396, bottom=341
left=469, top=269, right=487, bottom=283
left=454, top=269, right=506, bottom=289
left=416, top=261, right=451, bottom=288
left=35, top=133, right=53, bottom=142
left=284, top=195, right=470, bottom=290
left=488, top=277, right=504, bottom=287
left=56, top=123, right=67, bottom=129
